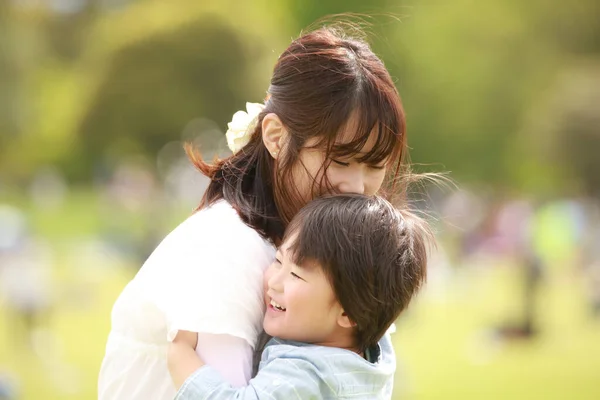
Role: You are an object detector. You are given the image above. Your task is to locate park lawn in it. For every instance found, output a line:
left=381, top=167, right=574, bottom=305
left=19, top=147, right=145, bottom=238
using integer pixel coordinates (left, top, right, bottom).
left=393, top=264, right=600, bottom=400
left=0, top=262, right=134, bottom=400
left=2, top=260, right=598, bottom=400
left=1, top=191, right=599, bottom=399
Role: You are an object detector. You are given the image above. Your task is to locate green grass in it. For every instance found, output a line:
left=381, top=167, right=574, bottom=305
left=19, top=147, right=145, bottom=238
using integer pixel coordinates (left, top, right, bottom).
left=1, top=191, right=598, bottom=399
left=393, top=266, right=600, bottom=399
left=0, top=265, right=133, bottom=400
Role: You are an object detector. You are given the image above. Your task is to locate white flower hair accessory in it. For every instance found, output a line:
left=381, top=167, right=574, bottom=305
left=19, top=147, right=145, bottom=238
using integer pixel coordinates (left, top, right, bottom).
left=225, top=102, right=265, bottom=154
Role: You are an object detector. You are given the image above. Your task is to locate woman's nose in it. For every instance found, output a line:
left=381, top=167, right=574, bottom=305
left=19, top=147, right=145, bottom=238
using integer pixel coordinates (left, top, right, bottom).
left=337, top=171, right=365, bottom=194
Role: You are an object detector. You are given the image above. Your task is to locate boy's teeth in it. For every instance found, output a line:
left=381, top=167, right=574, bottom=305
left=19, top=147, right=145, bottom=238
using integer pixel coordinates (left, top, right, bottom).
left=270, top=299, right=286, bottom=311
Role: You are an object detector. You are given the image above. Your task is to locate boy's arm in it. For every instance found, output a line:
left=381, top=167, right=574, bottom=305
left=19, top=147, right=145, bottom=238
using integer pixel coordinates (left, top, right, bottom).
left=168, top=330, right=203, bottom=389
left=168, top=331, right=253, bottom=389
left=175, top=355, right=332, bottom=399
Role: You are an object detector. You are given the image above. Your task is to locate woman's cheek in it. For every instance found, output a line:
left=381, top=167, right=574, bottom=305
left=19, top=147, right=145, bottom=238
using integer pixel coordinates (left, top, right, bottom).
left=367, top=169, right=387, bottom=195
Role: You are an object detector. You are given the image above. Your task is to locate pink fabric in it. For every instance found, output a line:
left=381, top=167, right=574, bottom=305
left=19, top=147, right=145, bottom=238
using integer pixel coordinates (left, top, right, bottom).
left=195, top=333, right=254, bottom=387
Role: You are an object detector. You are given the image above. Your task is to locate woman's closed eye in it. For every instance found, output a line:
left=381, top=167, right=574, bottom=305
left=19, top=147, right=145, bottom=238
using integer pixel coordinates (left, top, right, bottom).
left=331, top=159, right=350, bottom=167
left=369, top=163, right=386, bottom=170
left=333, top=158, right=386, bottom=170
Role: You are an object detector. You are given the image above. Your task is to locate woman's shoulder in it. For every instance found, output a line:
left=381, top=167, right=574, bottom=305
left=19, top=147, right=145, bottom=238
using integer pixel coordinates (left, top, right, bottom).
left=135, top=198, right=275, bottom=284
left=187, top=198, right=242, bottom=224
left=162, top=199, right=274, bottom=254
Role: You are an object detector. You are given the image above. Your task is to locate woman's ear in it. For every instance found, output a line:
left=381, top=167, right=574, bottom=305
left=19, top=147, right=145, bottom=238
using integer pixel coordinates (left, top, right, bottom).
left=262, top=113, right=287, bottom=159
left=337, top=311, right=357, bottom=329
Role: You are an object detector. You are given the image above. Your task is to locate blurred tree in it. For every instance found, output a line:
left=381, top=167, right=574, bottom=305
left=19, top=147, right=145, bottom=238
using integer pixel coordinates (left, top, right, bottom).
left=0, top=2, right=21, bottom=161
left=283, top=0, right=395, bottom=32
left=553, top=65, right=600, bottom=197
left=385, top=0, right=560, bottom=187
left=72, top=16, right=259, bottom=179
left=1, top=0, right=599, bottom=192
left=0, top=3, right=102, bottom=183
left=529, top=0, right=600, bottom=56
left=41, top=0, right=101, bottom=61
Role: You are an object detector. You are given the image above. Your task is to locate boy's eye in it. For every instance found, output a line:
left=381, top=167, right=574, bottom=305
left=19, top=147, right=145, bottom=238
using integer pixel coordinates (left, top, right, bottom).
left=290, top=272, right=303, bottom=280
left=331, top=159, right=350, bottom=167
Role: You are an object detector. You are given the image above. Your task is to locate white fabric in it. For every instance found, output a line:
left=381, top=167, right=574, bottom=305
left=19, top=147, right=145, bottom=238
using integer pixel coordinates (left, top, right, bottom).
left=98, top=200, right=275, bottom=400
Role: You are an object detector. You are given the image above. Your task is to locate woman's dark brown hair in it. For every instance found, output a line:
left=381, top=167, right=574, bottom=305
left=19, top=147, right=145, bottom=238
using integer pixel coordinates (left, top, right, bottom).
left=187, top=23, right=408, bottom=244
left=285, top=193, right=432, bottom=352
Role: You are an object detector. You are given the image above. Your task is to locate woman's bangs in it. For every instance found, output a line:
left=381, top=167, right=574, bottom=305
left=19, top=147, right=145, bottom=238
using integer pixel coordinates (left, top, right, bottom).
left=331, top=92, right=402, bottom=165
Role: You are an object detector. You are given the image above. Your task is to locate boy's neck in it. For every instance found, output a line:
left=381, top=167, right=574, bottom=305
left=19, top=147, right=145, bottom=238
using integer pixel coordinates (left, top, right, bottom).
left=318, top=340, right=362, bottom=356
left=279, top=334, right=361, bottom=355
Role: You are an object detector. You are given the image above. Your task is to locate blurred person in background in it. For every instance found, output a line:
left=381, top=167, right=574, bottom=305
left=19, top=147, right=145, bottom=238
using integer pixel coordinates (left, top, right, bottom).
left=0, top=373, right=17, bottom=400
left=493, top=198, right=544, bottom=339
left=98, top=23, right=417, bottom=400
left=0, top=205, right=53, bottom=349
left=580, top=199, right=600, bottom=318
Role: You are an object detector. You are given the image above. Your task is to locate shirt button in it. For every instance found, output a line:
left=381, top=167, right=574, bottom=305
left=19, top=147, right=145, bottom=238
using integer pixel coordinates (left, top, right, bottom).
left=272, top=379, right=281, bottom=386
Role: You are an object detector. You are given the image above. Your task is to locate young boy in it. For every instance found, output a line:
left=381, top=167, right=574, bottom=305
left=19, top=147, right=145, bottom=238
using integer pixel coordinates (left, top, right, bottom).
left=168, top=194, right=431, bottom=399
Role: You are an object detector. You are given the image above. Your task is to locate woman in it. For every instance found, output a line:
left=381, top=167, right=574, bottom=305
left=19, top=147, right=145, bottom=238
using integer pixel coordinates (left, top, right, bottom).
left=98, top=25, right=409, bottom=400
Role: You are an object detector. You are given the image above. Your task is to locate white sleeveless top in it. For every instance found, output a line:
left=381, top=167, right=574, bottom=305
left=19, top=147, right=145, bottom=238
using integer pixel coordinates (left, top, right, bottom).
left=98, top=200, right=276, bottom=400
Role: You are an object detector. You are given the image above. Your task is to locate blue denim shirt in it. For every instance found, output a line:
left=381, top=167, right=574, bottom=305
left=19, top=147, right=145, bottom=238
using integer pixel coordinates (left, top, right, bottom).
left=175, top=334, right=396, bottom=399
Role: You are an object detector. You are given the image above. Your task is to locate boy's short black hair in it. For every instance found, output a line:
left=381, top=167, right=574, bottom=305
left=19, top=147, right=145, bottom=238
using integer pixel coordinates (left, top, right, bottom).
left=285, top=194, right=432, bottom=351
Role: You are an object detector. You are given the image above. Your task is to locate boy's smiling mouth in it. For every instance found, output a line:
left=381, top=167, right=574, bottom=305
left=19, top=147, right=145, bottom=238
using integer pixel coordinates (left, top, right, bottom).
left=270, top=299, right=287, bottom=312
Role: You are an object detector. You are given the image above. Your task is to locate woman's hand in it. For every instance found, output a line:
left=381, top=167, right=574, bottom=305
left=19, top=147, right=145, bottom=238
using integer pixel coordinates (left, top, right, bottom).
left=168, top=330, right=204, bottom=390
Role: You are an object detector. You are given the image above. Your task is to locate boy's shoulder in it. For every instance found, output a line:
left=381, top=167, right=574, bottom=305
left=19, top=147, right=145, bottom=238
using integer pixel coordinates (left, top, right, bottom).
left=259, top=336, right=396, bottom=399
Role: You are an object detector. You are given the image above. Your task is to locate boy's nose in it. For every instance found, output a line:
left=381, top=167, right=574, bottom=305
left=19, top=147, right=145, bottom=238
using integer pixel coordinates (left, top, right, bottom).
left=267, top=270, right=284, bottom=293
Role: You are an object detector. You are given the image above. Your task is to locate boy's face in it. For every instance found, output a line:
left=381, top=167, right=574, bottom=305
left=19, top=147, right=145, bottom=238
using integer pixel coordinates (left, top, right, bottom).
left=263, top=235, right=354, bottom=348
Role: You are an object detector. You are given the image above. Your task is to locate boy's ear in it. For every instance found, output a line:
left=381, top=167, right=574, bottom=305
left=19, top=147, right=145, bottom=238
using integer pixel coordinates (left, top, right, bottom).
left=337, top=311, right=357, bottom=329
left=262, top=113, right=287, bottom=159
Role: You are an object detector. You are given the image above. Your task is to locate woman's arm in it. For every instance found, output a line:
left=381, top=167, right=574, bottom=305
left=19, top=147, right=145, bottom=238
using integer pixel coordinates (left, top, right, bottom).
left=195, top=333, right=254, bottom=387
left=155, top=202, right=273, bottom=389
